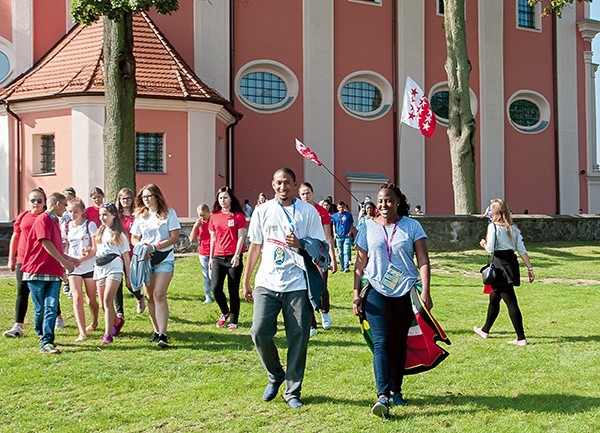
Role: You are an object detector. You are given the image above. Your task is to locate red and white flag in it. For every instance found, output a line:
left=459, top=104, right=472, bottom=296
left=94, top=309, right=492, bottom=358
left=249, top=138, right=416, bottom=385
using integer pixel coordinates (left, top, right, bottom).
left=295, top=138, right=322, bottom=166
left=400, top=76, right=436, bottom=138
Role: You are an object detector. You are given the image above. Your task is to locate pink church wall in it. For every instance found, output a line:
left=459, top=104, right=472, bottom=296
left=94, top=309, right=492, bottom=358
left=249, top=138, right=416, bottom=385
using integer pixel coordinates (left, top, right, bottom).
left=147, top=1, right=195, bottom=68
left=333, top=1, right=394, bottom=204
left=0, top=0, right=11, bottom=42
left=20, top=109, right=73, bottom=205
left=503, top=1, right=556, bottom=214
left=135, top=110, right=188, bottom=216
left=231, top=0, right=304, bottom=200
left=33, top=0, right=66, bottom=63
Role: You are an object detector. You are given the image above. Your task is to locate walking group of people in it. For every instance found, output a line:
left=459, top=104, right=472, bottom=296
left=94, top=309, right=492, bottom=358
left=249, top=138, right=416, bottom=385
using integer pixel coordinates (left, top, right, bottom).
left=3, top=167, right=534, bottom=418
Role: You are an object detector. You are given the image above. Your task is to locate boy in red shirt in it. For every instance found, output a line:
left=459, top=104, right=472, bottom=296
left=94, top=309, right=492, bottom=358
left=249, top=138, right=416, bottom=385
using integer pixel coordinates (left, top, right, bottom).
left=21, top=193, right=79, bottom=354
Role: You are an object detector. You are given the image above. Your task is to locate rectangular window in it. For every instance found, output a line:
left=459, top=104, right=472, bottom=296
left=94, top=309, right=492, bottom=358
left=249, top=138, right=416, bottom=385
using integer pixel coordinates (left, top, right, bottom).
left=517, top=0, right=538, bottom=29
left=33, top=134, right=55, bottom=175
left=437, top=0, right=444, bottom=16
left=136, top=132, right=164, bottom=173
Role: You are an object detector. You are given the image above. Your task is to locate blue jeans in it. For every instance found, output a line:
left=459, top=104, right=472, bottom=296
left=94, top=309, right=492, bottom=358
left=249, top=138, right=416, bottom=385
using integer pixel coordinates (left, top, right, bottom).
left=364, top=288, right=414, bottom=397
left=198, top=255, right=213, bottom=300
left=336, top=237, right=352, bottom=271
left=28, top=280, right=61, bottom=347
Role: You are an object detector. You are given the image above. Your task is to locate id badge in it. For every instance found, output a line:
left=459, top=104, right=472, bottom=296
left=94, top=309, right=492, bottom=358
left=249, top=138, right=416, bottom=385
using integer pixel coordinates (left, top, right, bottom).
left=381, top=263, right=403, bottom=290
left=291, top=249, right=306, bottom=271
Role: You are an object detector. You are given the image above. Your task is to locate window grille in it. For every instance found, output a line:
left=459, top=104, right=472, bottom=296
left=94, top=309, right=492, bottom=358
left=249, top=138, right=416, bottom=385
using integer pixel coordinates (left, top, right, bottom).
left=136, top=133, right=164, bottom=173
left=517, top=0, right=535, bottom=28
left=430, top=91, right=449, bottom=121
left=509, top=99, right=540, bottom=127
left=240, top=72, right=287, bottom=106
left=40, top=134, right=55, bottom=174
left=341, top=81, right=382, bottom=113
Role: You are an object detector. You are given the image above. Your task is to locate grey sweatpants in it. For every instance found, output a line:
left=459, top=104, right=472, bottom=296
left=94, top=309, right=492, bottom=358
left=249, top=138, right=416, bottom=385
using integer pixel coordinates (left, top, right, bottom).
left=250, top=286, right=311, bottom=401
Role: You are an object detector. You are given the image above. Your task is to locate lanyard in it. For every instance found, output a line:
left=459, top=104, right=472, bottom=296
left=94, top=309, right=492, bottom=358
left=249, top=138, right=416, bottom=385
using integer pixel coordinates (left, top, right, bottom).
left=277, top=198, right=296, bottom=233
left=382, top=219, right=399, bottom=260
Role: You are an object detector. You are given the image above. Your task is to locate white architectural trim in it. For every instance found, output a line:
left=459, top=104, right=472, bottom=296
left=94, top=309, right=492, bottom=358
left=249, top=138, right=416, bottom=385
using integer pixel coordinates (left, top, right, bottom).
left=195, top=0, right=229, bottom=98
left=397, top=0, right=425, bottom=208
left=302, top=0, right=334, bottom=200
left=70, top=103, right=105, bottom=202
left=12, top=0, right=33, bottom=77
left=556, top=7, right=581, bottom=213
left=66, top=0, right=75, bottom=31
left=0, top=108, right=11, bottom=221
left=479, top=1, right=504, bottom=209
left=188, top=109, right=216, bottom=217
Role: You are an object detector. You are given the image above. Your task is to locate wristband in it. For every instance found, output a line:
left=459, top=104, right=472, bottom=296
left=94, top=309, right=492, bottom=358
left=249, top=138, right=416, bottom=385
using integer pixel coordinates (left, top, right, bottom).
left=527, top=267, right=533, bottom=271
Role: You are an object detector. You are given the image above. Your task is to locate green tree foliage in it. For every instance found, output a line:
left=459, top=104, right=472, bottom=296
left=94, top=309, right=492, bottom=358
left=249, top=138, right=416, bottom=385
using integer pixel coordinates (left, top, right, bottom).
left=70, top=0, right=179, bottom=200
left=529, top=0, right=588, bottom=17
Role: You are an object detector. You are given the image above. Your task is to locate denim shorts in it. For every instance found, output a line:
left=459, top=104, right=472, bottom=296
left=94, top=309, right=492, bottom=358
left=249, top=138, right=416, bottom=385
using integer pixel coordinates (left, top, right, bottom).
left=152, top=259, right=174, bottom=274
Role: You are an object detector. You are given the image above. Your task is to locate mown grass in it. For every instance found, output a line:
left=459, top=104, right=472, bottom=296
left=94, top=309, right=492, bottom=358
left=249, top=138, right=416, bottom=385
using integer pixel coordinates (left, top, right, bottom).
left=1, top=242, right=599, bottom=432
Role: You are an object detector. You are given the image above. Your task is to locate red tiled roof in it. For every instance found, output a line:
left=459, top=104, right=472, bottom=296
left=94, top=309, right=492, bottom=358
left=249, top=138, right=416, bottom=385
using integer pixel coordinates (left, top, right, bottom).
left=0, top=13, right=240, bottom=119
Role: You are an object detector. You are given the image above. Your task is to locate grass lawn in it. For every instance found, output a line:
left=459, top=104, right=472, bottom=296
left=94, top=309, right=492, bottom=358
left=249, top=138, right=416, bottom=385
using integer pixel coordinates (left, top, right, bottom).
left=0, top=242, right=599, bottom=432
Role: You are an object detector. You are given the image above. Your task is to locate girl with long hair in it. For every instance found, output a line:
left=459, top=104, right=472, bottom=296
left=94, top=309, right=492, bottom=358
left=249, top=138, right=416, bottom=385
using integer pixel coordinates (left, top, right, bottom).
left=209, top=186, right=247, bottom=330
left=190, top=204, right=213, bottom=303
left=130, top=184, right=180, bottom=347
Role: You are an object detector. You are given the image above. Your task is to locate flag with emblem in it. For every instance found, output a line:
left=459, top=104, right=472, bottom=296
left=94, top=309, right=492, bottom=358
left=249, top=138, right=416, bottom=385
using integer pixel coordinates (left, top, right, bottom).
left=400, top=76, right=436, bottom=138
left=295, top=138, right=323, bottom=166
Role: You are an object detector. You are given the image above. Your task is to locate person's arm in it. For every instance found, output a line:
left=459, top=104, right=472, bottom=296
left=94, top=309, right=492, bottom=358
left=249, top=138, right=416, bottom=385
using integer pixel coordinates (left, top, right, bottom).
left=190, top=220, right=201, bottom=243
left=231, top=227, right=247, bottom=268
left=155, top=228, right=180, bottom=251
left=520, top=253, right=535, bottom=283
left=242, top=242, right=262, bottom=302
left=208, top=230, right=215, bottom=270
left=7, top=231, right=19, bottom=272
left=40, top=239, right=78, bottom=273
left=324, top=223, right=337, bottom=273
left=352, top=246, right=368, bottom=316
left=122, top=249, right=132, bottom=288
left=414, top=238, right=432, bottom=309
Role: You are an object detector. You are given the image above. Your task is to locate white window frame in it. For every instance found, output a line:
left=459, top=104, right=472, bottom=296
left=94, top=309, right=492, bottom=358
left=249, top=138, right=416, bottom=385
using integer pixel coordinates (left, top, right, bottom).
left=0, top=36, right=15, bottom=86
left=349, top=0, right=382, bottom=6
left=32, top=133, right=56, bottom=176
left=516, top=0, right=542, bottom=32
left=338, top=71, right=393, bottom=121
left=507, top=90, right=550, bottom=134
left=235, top=60, right=298, bottom=114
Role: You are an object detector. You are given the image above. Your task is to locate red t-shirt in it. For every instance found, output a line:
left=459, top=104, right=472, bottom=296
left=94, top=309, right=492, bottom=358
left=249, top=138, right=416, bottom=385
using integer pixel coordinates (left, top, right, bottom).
left=313, top=203, right=332, bottom=225
left=208, top=211, right=247, bottom=256
left=120, top=214, right=135, bottom=253
left=194, top=220, right=211, bottom=256
left=14, top=210, right=42, bottom=264
left=85, top=206, right=101, bottom=227
left=21, top=212, right=64, bottom=277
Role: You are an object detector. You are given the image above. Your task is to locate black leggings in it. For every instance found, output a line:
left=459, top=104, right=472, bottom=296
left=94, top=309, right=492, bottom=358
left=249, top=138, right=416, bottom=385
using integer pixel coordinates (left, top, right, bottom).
left=14, top=263, right=61, bottom=323
left=482, top=284, right=525, bottom=340
left=211, top=256, right=243, bottom=325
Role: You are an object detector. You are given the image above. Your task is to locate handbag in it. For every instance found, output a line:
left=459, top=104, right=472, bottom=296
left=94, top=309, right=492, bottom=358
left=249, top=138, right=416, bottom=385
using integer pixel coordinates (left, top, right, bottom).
left=150, top=249, right=170, bottom=266
left=480, top=225, right=500, bottom=285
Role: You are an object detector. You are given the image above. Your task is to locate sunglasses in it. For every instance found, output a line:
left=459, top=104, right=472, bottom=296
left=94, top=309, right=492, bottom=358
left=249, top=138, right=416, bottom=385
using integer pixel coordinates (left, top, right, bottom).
left=101, top=202, right=117, bottom=210
left=30, top=198, right=43, bottom=204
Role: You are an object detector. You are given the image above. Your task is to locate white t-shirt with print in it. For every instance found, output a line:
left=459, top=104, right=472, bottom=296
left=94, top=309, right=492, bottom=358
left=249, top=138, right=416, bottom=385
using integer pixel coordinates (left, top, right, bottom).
left=248, top=198, right=325, bottom=293
left=64, top=220, right=98, bottom=275
left=94, top=229, right=130, bottom=280
left=130, top=208, right=180, bottom=261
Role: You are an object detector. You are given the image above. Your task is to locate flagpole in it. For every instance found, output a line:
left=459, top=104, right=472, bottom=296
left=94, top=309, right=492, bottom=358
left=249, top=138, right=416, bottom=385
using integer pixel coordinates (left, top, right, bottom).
left=319, top=162, right=361, bottom=206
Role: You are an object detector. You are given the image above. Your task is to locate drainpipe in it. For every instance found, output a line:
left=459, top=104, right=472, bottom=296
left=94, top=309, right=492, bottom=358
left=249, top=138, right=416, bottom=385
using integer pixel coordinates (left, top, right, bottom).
left=4, top=101, right=22, bottom=213
left=228, top=0, right=236, bottom=189
left=552, top=14, right=560, bottom=214
left=392, top=0, right=399, bottom=185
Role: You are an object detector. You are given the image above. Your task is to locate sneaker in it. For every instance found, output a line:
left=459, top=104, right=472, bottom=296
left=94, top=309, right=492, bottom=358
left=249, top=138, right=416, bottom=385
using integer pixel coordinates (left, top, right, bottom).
left=203, top=298, right=214, bottom=304
left=228, top=323, right=238, bottom=331
left=371, top=396, right=391, bottom=418
left=508, top=339, right=528, bottom=346
left=287, top=397, right=304, bottom=409
left=67, top=291, right=73, bottom=299
left=63, top=283, right=70, bottom=294
left=216, top=313, right=230, bottom=328
left=40, top=343, right=61, bottom=354
left=136, top=297, right=146, bottom=314
left=112, top=316, right=125, bottom=337
left=473, top=326, right=488, bottom=339
left=157, top=334, right=169, bottom=347
left=101, top=334, right=113, bottom=345
left=148, top=332, right=159, bottom=342
left=321, top=312, right=331, bottom=330
left=3, top=324, right=23, bottom=338
left=55, top=316, right=65, bottom=330
left=262, top=381, right=283, bottom=401
left=391, top=393, right=408, bottom=406
left=309, top=327, right=317, bottom=338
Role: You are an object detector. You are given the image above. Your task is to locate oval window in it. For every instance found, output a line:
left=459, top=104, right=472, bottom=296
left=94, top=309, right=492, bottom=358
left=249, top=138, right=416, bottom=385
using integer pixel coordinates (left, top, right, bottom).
left=430, top=90, right=449, bottom=122
left=509, top=99, right=541, bottom=127
left=341, top=81, right=382, bottom=113
left=0, top=51, right=10, bottom=82
left=240, top=71, right=287, bottom=106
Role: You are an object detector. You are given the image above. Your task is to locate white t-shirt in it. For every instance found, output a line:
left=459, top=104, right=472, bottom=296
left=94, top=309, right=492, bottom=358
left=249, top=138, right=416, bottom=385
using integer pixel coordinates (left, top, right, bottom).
left=94, top=229, right=130, bottom=279
left=248, top=198, right=325, bottom=293
left=130, top=208, right=181, bottom=261
left=64, top=220, right=98, bottom=275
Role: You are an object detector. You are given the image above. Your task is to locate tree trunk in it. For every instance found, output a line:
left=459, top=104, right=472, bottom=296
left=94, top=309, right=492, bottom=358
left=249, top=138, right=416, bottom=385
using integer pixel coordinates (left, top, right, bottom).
left=103, top=13, right=136, bottom=200
left=443, top=0, right=478, bottom=214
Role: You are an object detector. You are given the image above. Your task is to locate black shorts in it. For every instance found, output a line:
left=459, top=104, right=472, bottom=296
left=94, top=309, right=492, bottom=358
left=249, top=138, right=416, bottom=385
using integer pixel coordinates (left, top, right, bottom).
left=70, top=271, right=94, bottom=279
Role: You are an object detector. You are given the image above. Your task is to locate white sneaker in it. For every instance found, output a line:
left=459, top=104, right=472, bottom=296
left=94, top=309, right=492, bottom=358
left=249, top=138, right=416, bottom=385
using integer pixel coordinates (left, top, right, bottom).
left=309, top=327, right=317, bottom=338
left=55, top=316, right=65, bottom=330
left=136, top=297, right=146, bottom=314
left=3, top=324, right=23, bottom=338
left=321, top=312, right=331, bottom=330
left=203, top=298, right=214, bottom=304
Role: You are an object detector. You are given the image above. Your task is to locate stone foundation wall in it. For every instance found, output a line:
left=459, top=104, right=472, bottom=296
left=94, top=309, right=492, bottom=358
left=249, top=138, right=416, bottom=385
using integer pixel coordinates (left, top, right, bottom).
left=2, top=215, right=599, bottom=256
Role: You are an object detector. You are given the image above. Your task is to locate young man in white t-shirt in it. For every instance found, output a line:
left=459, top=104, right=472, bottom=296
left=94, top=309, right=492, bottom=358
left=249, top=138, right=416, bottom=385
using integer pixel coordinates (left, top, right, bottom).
left=242, top=167, right=325, bottom=409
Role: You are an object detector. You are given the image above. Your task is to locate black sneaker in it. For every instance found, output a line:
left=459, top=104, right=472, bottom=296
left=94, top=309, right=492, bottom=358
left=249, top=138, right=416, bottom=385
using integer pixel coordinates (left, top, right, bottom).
left=63, top=283, right=70, bottom=294
left=157, top=334, right=169, bottom=348
left=148, top=332, right=159, bottom=342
